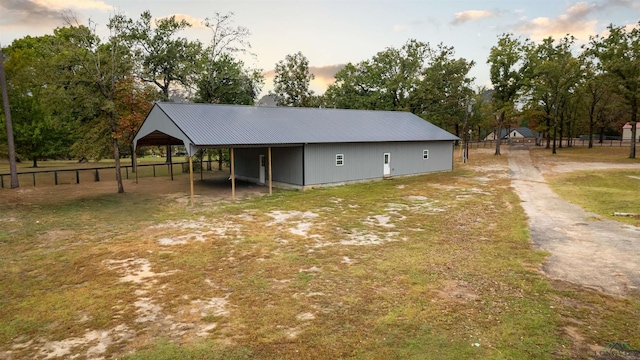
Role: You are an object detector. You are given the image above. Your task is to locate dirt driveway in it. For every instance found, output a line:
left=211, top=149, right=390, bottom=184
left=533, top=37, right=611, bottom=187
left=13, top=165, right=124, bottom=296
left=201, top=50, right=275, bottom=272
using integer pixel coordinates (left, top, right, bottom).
left=508, top=146, right=640, bottom=296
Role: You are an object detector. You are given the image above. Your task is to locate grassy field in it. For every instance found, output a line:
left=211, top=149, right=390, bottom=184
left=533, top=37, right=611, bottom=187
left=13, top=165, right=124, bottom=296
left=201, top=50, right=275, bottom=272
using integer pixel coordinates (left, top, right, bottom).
left=547, top=170, right=640, bottom=227
left=1, top=148, right=639, bottom=359
left=533, top=146, right=640, bottom=226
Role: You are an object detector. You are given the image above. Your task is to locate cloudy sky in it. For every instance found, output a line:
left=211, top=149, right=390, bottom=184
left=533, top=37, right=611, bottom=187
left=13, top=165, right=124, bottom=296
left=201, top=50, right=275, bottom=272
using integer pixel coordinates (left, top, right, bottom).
left=1, top=0, right=639, bottom=96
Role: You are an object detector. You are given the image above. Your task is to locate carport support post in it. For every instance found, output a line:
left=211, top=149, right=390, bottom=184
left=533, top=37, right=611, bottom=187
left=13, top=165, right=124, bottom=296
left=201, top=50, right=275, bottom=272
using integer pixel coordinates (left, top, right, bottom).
left=230, top=147, right=236, bottom=201
left=189, top=155, right=194, bottom=204
left=268, top=146, right=273, bottom=195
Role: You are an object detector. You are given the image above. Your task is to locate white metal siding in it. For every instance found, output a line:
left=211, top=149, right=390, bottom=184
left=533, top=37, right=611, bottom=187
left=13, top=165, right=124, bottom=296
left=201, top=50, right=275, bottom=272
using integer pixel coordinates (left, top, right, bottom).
left=304, top=141, right=453, bottom=185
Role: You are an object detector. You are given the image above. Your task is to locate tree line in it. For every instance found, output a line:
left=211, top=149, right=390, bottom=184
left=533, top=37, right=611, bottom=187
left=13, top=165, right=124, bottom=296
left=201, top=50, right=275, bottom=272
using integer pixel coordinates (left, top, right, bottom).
left=1, top=12, right=638, bottom=191
left=271, top=23, right=639, bottom=159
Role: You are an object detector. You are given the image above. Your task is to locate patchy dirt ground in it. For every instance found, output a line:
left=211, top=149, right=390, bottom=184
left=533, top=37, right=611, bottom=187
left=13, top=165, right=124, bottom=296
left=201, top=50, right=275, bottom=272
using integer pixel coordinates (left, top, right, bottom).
left=508, top=146, right=640, bottom=296
left=2, top=152, right=639, bottom=359
left=0, top=171, right=268, bottom=206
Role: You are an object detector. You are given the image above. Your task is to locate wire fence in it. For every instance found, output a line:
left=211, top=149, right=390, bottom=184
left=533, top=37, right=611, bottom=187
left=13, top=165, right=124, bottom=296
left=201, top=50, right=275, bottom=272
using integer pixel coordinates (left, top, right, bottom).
left=0, top=160, right=215, bottom=189
left=461, top=138, right=636, bottom=148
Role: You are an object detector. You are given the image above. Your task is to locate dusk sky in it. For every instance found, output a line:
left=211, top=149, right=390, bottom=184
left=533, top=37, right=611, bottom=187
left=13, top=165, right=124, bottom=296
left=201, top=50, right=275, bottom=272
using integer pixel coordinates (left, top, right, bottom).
left=1, top=0, right=639, bottom=96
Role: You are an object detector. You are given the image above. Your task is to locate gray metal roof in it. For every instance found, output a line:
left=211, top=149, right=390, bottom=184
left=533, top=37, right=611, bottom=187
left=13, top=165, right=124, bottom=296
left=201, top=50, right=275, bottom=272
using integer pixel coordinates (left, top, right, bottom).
left=499, top=127, right=540, bottom=138
left=150, top=102, right=458, bottom=146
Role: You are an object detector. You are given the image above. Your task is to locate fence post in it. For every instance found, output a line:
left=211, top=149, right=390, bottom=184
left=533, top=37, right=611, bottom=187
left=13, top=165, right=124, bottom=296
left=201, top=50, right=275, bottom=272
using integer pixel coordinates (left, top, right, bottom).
left=33, top=173, right=36, bottom=187
left=94, top=169, right=100, bottom=182
left=76, top=170, right=80, bottom=184
left=153, top=164, right=156, bottom=177
left=126, top=167, right=129, bottom=179
left=54, top=171, right=58, bottom=185
left=0, top=174, right=3, bottom=188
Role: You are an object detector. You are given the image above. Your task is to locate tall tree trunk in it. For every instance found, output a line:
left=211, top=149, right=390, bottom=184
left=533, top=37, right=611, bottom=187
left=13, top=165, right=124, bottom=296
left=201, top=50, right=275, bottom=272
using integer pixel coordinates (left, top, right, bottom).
left=558, top=109, right=564, bottom=149
left=0, top=48, right=19, bottom=188
left=113, top=137, right=124, bottom=193
left=599, top=126, right=604, bottom=144
left=588, top=102, right=595, bottom=149
left=110, top=109, right=124, bottom=193
left=552, top=105, right=559, bottom=155
left=495, top=111, right=504, bottom=156
left=566, top=107, right=573, bottom=148
left=545, top=116, right=551, bottom=149
left=630, top=100, right=637, bottom=159
left=33, top=158, right=38, bottom=168
left=165, top=144, right=172, bottom=164
left=131, top=145, right=137, bottom=173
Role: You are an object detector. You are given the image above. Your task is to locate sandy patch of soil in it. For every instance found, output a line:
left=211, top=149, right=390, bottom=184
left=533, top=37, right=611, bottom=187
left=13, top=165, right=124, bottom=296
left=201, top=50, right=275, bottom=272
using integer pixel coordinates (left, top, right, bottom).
left=266, top=210, right=319, bottom=237
left=434, top=280, right=479, bottom=302
left=150, top=218, right=242, bottom=245
left=38, top=324, right=133, bottom=360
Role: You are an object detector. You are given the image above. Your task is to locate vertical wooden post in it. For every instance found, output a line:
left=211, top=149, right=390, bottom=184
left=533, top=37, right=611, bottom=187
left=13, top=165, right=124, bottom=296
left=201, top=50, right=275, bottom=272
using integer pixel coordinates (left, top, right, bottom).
left=268, top=146, right=273, bottom=196
left=189, top=155, right=194, bottom=204
left=230, top=147, right=235, bottom=201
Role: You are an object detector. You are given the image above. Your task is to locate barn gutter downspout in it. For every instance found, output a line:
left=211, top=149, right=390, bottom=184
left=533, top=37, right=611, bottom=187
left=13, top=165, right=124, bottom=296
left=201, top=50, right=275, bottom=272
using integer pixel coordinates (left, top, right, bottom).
left=268, top=146, right=273, bottom=196
left=231, top=147, right=236, bottom=201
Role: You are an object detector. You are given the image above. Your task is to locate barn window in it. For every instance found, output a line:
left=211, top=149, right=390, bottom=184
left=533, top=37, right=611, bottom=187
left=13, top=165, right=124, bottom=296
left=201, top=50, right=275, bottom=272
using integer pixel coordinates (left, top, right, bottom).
left=423, top=149, right=429, bottom=159
left=336, top=154, right=344, bottom=166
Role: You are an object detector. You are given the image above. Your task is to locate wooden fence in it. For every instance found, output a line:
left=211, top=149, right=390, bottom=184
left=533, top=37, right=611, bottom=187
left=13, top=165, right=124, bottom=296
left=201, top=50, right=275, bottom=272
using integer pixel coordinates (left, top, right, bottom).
left=0, top=160, right=214, bottom=189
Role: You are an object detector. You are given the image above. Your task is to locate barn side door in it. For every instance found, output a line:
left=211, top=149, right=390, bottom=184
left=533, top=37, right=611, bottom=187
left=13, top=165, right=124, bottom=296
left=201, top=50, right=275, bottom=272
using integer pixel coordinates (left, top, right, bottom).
left=259, top=154, right=266, bottom=184
left=383, top=152, right=391, bottom=177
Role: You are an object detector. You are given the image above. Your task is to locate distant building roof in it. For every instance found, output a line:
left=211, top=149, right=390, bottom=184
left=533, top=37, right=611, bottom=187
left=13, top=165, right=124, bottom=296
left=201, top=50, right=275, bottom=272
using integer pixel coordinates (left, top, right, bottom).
left=136, top=102, right=459, bottom=149
left=498, top=127, right=540, bottom=138
left=623, top=122, right=640, bottom=129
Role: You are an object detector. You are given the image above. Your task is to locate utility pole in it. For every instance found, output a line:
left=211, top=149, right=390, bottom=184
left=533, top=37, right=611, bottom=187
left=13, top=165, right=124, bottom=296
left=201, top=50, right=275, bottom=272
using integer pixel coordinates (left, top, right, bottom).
left=0, top=47, right=19, bottom=188
left=462, top=99, right=474, bottom=163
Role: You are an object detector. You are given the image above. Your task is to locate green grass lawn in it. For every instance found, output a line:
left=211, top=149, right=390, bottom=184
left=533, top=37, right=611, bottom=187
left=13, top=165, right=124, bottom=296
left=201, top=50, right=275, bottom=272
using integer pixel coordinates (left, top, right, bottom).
left=547, top=170, right=640, bottom=226
left=531, top=145, right=640, bottom=227
left=0, top=148, right=638, bottom=359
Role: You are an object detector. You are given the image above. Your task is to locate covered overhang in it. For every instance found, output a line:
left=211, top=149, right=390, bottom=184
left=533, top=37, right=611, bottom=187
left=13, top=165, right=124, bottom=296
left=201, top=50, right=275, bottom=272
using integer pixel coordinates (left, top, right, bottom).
left=132, top=105, right=275, bottom=202
left=133, top=105, right=197, bottom=156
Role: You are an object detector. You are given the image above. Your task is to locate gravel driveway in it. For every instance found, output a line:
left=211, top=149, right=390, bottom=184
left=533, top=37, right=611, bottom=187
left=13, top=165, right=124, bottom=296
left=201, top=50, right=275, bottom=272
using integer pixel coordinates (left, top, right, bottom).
left=508, top=146, right=640, bottom=296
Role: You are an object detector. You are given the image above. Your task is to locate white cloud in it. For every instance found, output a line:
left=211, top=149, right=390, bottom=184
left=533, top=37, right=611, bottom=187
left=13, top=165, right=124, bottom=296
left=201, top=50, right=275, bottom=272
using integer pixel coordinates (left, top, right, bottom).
left=392, top=24, right=409, bottom=32
left=0, top=0, right=112, bottom=32
left=514, top=0, right=635, bottom=41
left=451, top=10, right=499, bottom=26
left=35, top=0, right=111, bottom=11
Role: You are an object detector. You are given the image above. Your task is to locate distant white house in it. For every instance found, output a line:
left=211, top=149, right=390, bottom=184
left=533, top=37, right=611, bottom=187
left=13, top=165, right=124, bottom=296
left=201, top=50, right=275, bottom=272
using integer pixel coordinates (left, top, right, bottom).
left=484, top=127, right=540, bottom=144
left=622, top=122, right=640, bottom=141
